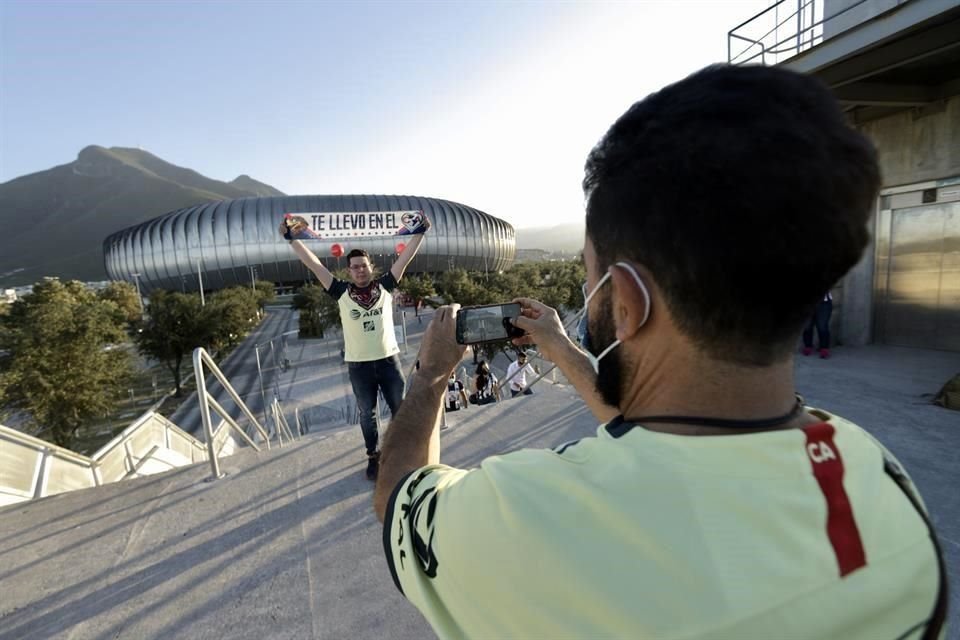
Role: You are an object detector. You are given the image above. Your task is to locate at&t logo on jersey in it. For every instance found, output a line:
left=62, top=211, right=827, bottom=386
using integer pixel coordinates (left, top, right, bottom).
left=350, top=308, right=383, bottom=321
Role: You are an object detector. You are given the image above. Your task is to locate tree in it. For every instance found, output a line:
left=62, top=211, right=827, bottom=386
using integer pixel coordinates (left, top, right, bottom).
left=436, top=269, right=484, bottom=306
left=205, top=287, right=259, bottom=350
left=0, top=278, right=133, bottom=448
left=99, top=280, right=142, bottom=326
left=253, top=280, right=276, bottom=310
left=135, top=290, right=208, bottom=397
left=398, top=274, right=436, bottom=315
left=537, top=260, right=586, bottom=312
left=292, top=283, right=340, bottom=338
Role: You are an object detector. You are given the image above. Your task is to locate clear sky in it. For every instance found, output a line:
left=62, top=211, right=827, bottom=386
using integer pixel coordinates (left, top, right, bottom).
left=0, top=0, right=770, bottom=229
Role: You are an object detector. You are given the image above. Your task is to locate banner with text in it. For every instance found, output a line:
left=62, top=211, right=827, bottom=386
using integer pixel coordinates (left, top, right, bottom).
left=283, top=210, right=428, bottom=240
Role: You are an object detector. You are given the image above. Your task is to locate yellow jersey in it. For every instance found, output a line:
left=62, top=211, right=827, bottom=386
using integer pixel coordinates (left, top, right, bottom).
left=383, top=410, right=941, bottom=639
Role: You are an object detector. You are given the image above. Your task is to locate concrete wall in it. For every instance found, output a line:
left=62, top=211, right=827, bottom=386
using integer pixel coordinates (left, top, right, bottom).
left=840, top=93, right=960, bottom=345
left=857, top=95, right=960, bottom=186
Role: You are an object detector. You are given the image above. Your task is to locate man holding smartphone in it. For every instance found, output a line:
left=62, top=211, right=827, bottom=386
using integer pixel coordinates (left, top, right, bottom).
left=370, top=65, right=943, bottom=638
left=281, top=217, right=430, bottom=480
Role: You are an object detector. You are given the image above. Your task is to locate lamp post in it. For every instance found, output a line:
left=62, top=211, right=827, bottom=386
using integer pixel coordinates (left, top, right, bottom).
left=197, top=259, right=205, bottom=306
left=250, top=266, right=257, bottom=292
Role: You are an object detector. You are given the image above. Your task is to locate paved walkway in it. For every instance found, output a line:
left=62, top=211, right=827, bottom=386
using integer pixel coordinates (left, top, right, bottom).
left=0, top=342, right=956, bottom=639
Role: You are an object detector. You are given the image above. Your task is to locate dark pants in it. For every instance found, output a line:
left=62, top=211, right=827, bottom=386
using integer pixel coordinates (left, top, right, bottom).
left=347, top=355, right=405, bottom=455
left=803, top=300, right=833, bottom=349
left=510, top=387, right=533, bottom=397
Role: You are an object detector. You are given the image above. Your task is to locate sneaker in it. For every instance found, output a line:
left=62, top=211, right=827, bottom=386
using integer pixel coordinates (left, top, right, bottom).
left=801, top=347, right=813, bottom=356
left=819, top=348, right=830, bottom=359
left=366, top=451, right=380, bottom=481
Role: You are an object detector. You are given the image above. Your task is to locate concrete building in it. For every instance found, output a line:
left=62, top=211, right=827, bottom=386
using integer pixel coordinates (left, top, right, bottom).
left=729, top=0, right=960, bottom=352
left=103, top=195, right=515, bottom=294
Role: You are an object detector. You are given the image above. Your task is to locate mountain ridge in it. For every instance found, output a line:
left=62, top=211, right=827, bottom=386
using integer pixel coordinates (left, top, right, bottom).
left=0, top=147, right=285, bottom=286
left=514, top=221, right=584, bottom=253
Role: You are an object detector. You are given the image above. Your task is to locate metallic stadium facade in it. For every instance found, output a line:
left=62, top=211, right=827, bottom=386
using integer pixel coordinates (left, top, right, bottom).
left=103, top=195, right=515, bottom=293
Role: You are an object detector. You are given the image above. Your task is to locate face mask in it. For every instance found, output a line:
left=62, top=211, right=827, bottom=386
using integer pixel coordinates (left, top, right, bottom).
left=580, top=261, right=651, bottom=374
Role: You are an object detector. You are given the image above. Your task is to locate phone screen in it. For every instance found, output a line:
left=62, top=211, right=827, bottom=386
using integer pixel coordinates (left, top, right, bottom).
left=456, top=303, right=522, bottom=344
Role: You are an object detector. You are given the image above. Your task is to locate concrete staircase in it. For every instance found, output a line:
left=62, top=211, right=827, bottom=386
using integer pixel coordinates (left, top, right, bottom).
left=3, top=343, right=958, bottom=639
left=0, top=382, right=595, bottom=640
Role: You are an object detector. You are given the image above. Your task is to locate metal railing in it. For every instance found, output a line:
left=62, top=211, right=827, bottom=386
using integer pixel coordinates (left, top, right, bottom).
left=193, top=347, right=286, bottom=481
left=1, top=348, right=299, bottom=504
left=728, top=0, right=876, bottom=65
left=92, top=412, right=207, bottom=483
left=270, top=396, right=297, bottom=446
left=0, top=413, right=207, bottom=507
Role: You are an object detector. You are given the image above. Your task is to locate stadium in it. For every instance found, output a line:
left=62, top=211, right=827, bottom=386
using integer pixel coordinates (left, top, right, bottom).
left=103, top=195, right=516, bottom=293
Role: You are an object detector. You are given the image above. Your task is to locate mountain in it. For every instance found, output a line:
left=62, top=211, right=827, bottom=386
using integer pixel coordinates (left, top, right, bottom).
left=229, top=174, right=285, bottom=197
left=514, top=221, right=584, bottom=253
left=0, top=146, right=285, bottom=286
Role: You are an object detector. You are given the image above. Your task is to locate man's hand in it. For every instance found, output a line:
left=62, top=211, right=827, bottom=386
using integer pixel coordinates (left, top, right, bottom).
left=513, top=297, right=618, bottom=423
left=512, top=297, right=572, bottom=362
left=278, top=221, right=292, bottom=240
left=417, top=304, right=467, bottom=380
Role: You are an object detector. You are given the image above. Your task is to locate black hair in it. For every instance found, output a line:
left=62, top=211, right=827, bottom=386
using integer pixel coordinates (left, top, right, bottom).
left=584, top=64, right=880, bottom=365
left=346, top=249, right=370, bottom=262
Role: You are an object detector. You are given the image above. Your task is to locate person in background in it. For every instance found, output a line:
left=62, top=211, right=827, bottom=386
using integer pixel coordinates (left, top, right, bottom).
left=505, top=350, right=537, bottom=397
left=802, top=291, right=833, bottom=358
left=471, top=360, right=500, bottom=405
left=445, top=374, right=469, bottom=412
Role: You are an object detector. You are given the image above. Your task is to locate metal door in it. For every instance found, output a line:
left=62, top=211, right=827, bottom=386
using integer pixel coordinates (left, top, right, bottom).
left=875, top=202, right=960, bottom=351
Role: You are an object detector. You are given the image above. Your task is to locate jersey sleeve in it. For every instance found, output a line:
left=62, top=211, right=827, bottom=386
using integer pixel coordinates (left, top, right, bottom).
left=378, top=272, right=398, bottom=292
left=325, top=278, right=348, bottom=300
left=381, top=461, right=523, bottom=637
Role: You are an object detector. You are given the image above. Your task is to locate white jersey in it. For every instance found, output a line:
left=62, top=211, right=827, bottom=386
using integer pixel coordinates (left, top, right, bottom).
left=505, top=360, right=534, bottom=391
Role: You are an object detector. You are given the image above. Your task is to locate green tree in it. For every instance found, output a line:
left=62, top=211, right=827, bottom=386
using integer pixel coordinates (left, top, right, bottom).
left=99, top=280, right=143, bottom=326
left=253, top=280, right=276, bottom=310
left=537, top=260, right=586, bottom=312
left=0, top=278, right=133, bottom=448
left=205, top=287, right=259, bottom=350
left=292, top=283, right=340, bottom=338
left=436, top=269, right=485, bottom=306
left=135, top=290, right=208, bottom=397
left=398, top=274, right=436, bottom=315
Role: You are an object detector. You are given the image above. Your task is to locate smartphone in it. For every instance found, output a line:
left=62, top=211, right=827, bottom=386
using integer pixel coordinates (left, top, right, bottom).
left=456, top=303, right=525, bottom=345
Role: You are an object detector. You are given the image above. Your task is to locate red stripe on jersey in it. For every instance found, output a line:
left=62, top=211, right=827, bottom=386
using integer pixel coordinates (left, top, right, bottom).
left=803, top=422, right=867, bottom=577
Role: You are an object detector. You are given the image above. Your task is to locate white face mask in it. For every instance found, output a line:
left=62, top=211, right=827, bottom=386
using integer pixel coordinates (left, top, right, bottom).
left=581, top=261, right=651, bottom=374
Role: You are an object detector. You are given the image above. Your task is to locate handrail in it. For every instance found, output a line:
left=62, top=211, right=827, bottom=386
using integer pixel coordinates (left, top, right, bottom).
left=271, top=397, right=297, bottom=445
left=92, top=411, right=205, bottom=466
left=727, top=0, right=876, bottom=66
left=207, top=395, right=262, bottom=450
left=0, top=412, right=209, bottom=506
left=193, top=347, right=271, bottom=480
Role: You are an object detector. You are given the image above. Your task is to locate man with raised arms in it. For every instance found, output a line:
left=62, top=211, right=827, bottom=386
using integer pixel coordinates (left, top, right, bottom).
left=282, top=216, right=430, bottom=480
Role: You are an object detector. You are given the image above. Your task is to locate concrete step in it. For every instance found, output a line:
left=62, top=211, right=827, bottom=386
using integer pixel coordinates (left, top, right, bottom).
left=4, top=343, right=956, bottom=639
left=0, top=381, right=595, bottom=640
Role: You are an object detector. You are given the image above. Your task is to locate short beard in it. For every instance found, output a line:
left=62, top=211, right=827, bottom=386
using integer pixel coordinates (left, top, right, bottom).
left=590, top=294, right=623, bottom=409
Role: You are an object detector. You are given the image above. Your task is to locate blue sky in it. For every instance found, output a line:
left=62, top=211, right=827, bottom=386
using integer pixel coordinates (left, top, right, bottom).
left=0, top=0, right=770, bottom=228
